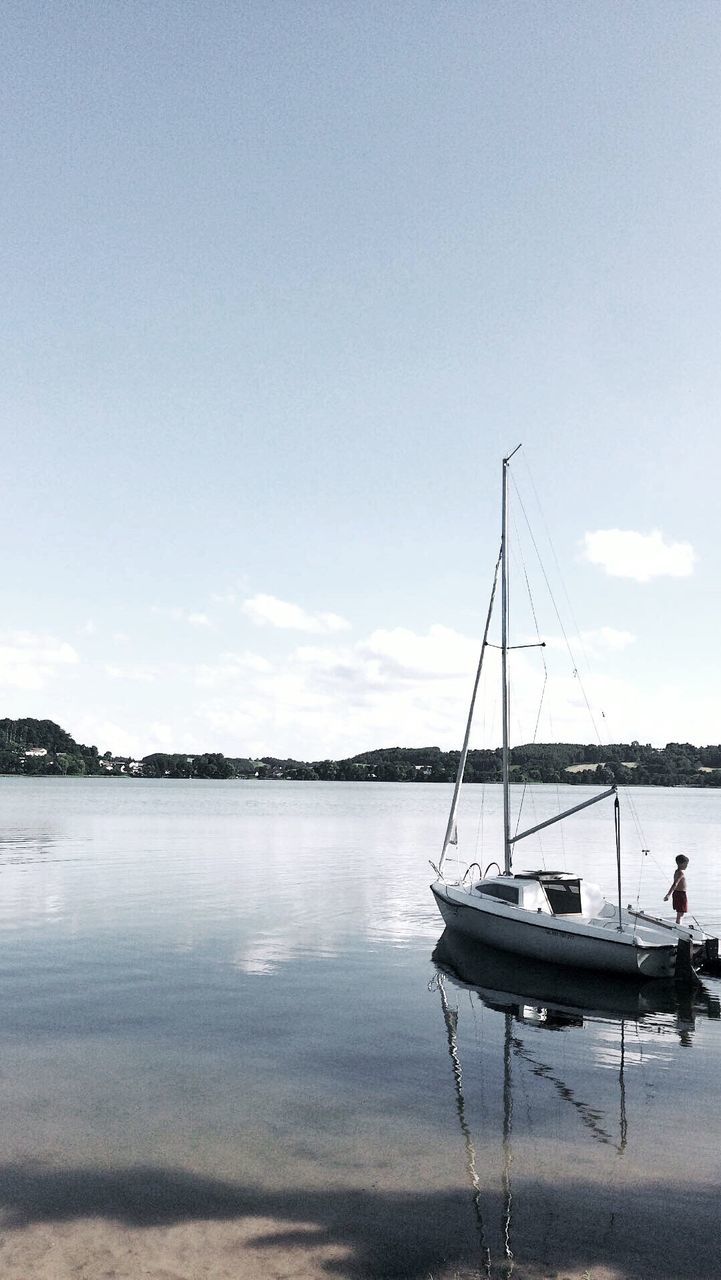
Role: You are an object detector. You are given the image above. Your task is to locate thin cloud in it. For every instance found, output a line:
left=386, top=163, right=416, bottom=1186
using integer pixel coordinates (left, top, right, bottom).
left=0, top=632, right=79, bottom=691
left=195, top=651, right=273, bottom=688
left=194, top=615, right=655, bottom=759
left=583, top=625, right=635, bottom=652
left=73, top=717, right=190, bottom=759
left=242, top=593, right=350, bottom=634
left=104, top=663, right=161, bottom=683
left=152, top=607, right=213, bottom=628
left=79, top=617, right=650, bottom=760
left=362, top=625, right=477, bottom=678
left=544, top=626, right=635, bottom=657
left=582, top=529, right=695, bottom=583
left=197, top=624, right=485, bottom=758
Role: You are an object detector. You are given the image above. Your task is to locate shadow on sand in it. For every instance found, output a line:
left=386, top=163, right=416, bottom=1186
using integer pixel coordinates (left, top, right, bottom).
left=0, top=1161, right=716, bottom=1279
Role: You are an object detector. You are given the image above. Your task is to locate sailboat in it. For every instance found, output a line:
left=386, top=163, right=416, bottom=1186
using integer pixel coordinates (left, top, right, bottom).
left=430, top=448, right=709, bottom=980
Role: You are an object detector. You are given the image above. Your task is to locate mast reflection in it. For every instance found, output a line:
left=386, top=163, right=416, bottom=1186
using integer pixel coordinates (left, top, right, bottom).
left=438, top=974, right=492, bottom=1278
left=430, top=929, right=720, bottom=1277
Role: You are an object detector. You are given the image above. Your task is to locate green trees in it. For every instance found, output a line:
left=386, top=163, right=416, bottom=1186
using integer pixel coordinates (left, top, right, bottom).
left=0, top=719, right=101, bottom=775
left=61, top=753, right=88, bottom=776
left=142, top=752, right=248, bottom=779
left=2, top=718, right=721, bottom=785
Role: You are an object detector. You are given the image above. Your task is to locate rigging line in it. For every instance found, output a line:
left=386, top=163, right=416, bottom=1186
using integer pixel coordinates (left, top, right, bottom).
left=439, top=541, right=503, bottom=874
left=640, top=844, right=671, bottom=879
left=510, top=474, right=605, bottom=747
left=589, top=683, right=649, bottom=854
left=509, top=510, right=549, bottom=840
left=519, top=453, right=594, bottom=678
left=517, top=780, right=546, bottom=870
left=611, top=781, right=651, bottom=908
left=550, top=712, right=567, bottom=870
left=512, top=674, right=549, bottom=856
left=512, top=513, right=547, bottom=664
left=621, top=786, right=646, bottom=842
left=618, top=782, right=649, bottom=857
left=636, top=844, right=649, bottom=909
left=512, top=476, right=604, bottom=747
left=511, top=1034, right=616, bottom=1147
left=474, top=780, right=486, bottom=864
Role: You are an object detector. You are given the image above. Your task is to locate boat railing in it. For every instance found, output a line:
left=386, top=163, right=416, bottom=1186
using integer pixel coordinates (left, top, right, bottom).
left=629, top=907, right=702, bottom=936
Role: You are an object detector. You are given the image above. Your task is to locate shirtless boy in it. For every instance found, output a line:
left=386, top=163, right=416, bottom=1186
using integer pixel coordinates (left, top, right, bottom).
left=664, top=855, right=689, bottom=925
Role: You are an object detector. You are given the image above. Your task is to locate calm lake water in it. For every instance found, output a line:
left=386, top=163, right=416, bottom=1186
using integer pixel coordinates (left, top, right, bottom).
left=1, top=777, right=720, bottom=1279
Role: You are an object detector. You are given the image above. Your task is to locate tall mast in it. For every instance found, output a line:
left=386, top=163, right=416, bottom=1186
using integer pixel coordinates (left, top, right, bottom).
left=501, top=446, right=521, bottom=874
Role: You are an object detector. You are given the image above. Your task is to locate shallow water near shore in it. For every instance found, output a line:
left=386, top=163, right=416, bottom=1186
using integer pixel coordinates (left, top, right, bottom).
left=0, top=776, right=720, bottom=1279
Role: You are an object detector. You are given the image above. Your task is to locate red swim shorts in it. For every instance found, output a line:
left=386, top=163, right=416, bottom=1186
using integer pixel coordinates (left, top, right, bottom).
left=672, top=889, right=688, bottom=914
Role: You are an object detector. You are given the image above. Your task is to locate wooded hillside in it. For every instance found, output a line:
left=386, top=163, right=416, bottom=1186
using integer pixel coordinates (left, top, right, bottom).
left=2, top=719, right=720, bottom=786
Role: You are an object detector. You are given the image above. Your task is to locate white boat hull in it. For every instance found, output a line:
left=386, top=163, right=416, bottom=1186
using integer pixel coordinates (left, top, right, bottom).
left=431, top=883, right=679, bottom=979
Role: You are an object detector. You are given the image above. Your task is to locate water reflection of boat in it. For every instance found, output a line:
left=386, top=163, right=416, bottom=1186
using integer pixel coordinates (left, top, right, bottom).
left=430, top=928, right=720, bottom=1276
left=433, top=928, right=721, bottom=1030
left=432, top=928, right=684, bottom=1023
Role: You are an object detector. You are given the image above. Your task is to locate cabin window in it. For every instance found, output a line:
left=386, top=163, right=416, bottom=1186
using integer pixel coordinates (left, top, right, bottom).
left=544, top=879, right=582, bottom=915
left=480, top=884, right=520, bottom=905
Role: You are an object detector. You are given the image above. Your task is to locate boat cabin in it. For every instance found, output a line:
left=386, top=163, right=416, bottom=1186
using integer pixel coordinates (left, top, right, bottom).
left=474, top=871, right=606, bottom=919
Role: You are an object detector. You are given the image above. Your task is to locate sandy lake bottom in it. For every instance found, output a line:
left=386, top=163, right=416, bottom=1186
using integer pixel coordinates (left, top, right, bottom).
left=0, top=777, right=720, bottom=1278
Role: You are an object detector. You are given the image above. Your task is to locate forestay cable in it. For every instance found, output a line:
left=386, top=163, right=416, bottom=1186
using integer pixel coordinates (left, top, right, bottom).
left=437, top=542, right=503, bottom=876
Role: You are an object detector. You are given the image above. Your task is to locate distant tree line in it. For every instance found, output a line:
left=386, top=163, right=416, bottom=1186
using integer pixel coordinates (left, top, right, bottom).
left=2, top=719, right=721, bottom=787
left=141, top=753, right=254, bottom=779
left=259, top=742, right=721, bottom=786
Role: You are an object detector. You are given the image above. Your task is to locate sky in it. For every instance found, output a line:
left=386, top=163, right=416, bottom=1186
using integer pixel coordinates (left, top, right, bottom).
left=2, top=0, right=720, bottom=760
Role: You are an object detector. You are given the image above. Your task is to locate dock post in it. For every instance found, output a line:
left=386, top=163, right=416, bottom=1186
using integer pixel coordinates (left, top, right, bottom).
left=702, top=937, right=720, bottom=975
left=674, top=938, right=695, bottom=984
